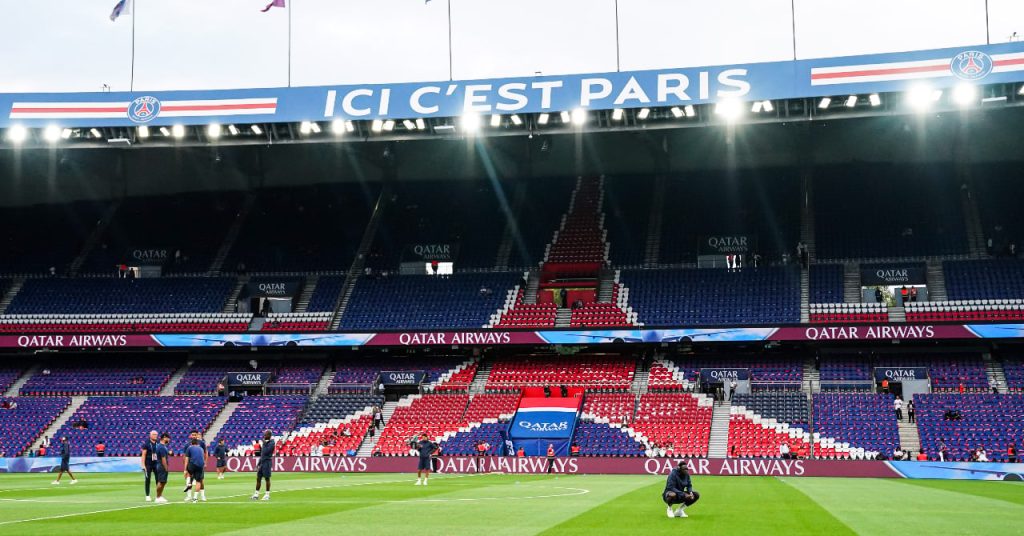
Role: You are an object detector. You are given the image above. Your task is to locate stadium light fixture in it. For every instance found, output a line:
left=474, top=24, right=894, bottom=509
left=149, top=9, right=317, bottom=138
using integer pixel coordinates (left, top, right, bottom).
left=845, top=95, right=858, bottom=108
left=61, top=128, right=73, bottom=140
left=817, top=97, right=832, bottom=109
left=207, top=123, right=222, bottom=139
left=227, top=124, right=239, bottom=136
left=460, top=112, right=481, bottom=132
left=310, top=122, right=322, bottom=133
left=137, top=125, right=150, bottom=138
left=250, top=124, right=263, bottom=135
left=160, top=126, right=171, bottom=137
left=952, top=83, right=978, bottom=106
left=402, top=119, right=416, bottom=131
left=490, top=114, right=501, bottom=127
left=1019, top=85, right=1024, bottom=96
left=509, top=114, right=522, bottom=126
left=684, top=105, right=695, bottom=117
left=90, top=128, right=103, bottom=139
left=346, top=121, right=356, bottom=132
left=751, top=101, right=763, bottom=113
left=611, top=108, right=624, bottom=121
left=869, top=93, right=881, bottom=107
left=570, top=108, right=586, bottom=125
left=637, top=108, right=650, bottom=120
left=299, top=121, right=313, bottom=134
left=43, top=125, right=61, bottom=143
left=371, top=119, right=383, bottom=133
left=559, top=111, right=571, bottom=123
left=714, top=98, right=742, bottom=121
left=332, top=119, right=347, bottom=134
left=171, top=124, right=185, bottom=138
left=537, top=113, right=550, bottom=125
left=382, top=120, right=394, bottom=132
left=6, top=125, right=27, bottom=144
left=671, top=106, right=684, bottom=118
left=762, top=100, right=774, bottom=113
left=907, top=84, right=941, bottom=110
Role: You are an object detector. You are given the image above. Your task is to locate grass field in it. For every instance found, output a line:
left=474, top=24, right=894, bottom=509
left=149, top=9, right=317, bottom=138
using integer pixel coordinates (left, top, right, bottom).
left=1, top=472, right=1022, bottom=535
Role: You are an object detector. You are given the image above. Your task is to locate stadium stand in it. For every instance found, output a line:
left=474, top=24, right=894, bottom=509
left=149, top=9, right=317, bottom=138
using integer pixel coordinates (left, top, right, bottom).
left=916, top=394, right=1024, bottom=462
left=306, top=275, right=345, bottom=313
left=646, top=360, right=690, bottom=391
left=299, top=394, right=384, bottom=428
left=727, top=413, right=814, bottom=458
left=580, top=393, right=636, bottom=425
left=732, top=392, right=808, bottom=429
left=0, top=200, right=106, bottom=275
left=814, top=165, right=968, bottom=260
left=491, top=287, right=558, bottom=328
left=604, top=175, right=653, bottom=267
left=374, top=394, right=470, bottom=456
left=621, top=267, right=800, bottom=326
left=819, top=357, right=873, bottom=391
left=485, top=355, right=634, bottom=392
left=809, top=264, right=844, bottom=304
left=328, top=357, right=473, bottom=393
left=339, top=273, right=518, bottom=330
left=877, top=355, right=988, bottom=392
left=276, top=412, right=376, bottom=457
left=671, top=356, right=803, bottom=390
left=224, top=184, right=377, bottom=272
left=571, top=423, right=644, bottom=457
left=79, top=192, right=243, bottom=274
left=0, top=313, right=251, bottom=333
left=220, top=396, right=308, bottom=452
left=440, top=423, right=509, bottom=456
left=508, top=177, right=576, bottom=268
left=944, top=259, right=1024, bottom=300
left=630, top=393, right=712, bottom=457
left=53, top=396, right=224, bottom=456
left=19, top=359, right=177, bottom=396
left=809, top=303, right=888, bottom=324
left=260, top=312, right=332, bottom=332
left=1003, top=357, right=1024, bottom=393
left=0, top=397, right=70, bottom=457
left=6, top=277, right=234, bottom=315
left=813, top=394, right=900, bottom=456
left=905, top=300, right=1024, bottom=322
left=0, top=365, right=25, bottom=394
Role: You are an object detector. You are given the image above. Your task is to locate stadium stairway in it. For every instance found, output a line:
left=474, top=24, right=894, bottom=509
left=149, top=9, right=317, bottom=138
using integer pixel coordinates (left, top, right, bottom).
left=356, top=400, right=397, bottom=456
left=843, top=263, right=861, bottom=303
left=555, top=308, right=572, bottom=327
left=3, top=363, right=38, bottom=397
left=209, top=191, right=257, bottom=275
left=158, top=362, right=191, bottom=396
left=295, top=274, right=319, bottom=313
left=708, top=401, right=731, bottom=458
left=203, top=401, right=240, bottom=444
left=631, top=369, right=649, bottom=396
left=925, top=260, right=948, bottom=301
left=330, top=186, right=390, bottom=331
left=642, top=175, right=667, bottom=267
left=898, top=419, right=921, bottom=454
left=312, top=364, right=336, bottom=398
left=29, top=396, right=88, bottom=452
left=888, top=306, right=906, bottom=323
left=0, top=278, right=25, bottom=314
left=222, top=275, right=248, bottom=314
left=469, top=361, right=492, bottom=395
left=802, top=358, right=820, bottom=394
left=800, top=268, right=810, bottom=323
left=984, top=355, right=1008, bottom=394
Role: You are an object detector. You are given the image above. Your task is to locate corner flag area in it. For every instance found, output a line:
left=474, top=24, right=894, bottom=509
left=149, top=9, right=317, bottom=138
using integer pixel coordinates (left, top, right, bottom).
left=1, top=473, right=1021, bottom=535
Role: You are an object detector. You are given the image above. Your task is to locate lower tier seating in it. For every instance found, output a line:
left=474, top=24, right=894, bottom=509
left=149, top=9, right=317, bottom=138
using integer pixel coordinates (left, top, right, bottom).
left=813, top=394, right=899, bottom=456
left=220, top=396, right=307, bottom=453
left=572, top=423, right=644, bottom=456
left=0, top=397, right=70, bottom=457
left=21, top=359, right=177, bottom=396
left=630, top=393, right=712, bottom=457
left=916, top=394, right=1024, bottom=462
left=276, top=414, right=375, bottom=457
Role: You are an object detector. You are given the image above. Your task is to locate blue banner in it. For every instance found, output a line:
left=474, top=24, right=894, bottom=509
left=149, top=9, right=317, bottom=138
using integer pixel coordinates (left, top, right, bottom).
left=379, top=370, right=426, bottom=386
left=700, top=368, right=751, bottom=382
left=874, top=367, right=929, bottom=381
left=3, top=42, right=1024, bottom=128
left=509, top=398, right=580, bottom=455
left=888, top=461, right=1024, bottom=481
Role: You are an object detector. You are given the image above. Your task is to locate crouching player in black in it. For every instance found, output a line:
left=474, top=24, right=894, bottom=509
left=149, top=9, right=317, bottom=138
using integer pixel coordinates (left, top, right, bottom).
left=663, top=461, right=700, bottom=518
left=251, top=430, right=275, bottom=501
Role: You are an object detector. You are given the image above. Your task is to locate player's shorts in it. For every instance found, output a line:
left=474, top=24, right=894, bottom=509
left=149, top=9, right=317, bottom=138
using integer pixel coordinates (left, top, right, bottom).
left=190, top=467, right=205, bottom=482
left=60, top=459, right=70, bottom=471
left=663, top=490, right=700, bottom=506
left=186, top=462, right=198, bottom=475
left=257, top=462, right=272, bottom=478
left=216, top=458, right=227, bottom=468
left=154, top=468, right=168, bottom=484
left=417, top=457, right=432, bottom=471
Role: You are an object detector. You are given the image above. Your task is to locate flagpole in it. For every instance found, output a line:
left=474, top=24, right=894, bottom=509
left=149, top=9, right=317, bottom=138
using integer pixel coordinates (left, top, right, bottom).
left=130, top=0, right=136, bottom=91
left=287, top=1, right=292, bottom=87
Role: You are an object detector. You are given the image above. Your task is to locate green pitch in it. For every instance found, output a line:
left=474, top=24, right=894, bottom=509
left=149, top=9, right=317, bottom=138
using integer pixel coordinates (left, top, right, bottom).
left=1, top=473, right=1022, bottom=535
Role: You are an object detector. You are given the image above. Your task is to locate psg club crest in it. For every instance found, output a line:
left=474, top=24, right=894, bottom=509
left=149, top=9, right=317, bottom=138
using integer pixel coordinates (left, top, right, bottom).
left=950, top=51, right=993, bottom=81
left=127, top=96, right=161, bottom=123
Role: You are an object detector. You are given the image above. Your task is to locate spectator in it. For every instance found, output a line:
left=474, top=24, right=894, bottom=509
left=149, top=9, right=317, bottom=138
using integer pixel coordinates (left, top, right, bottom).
left=907, top=400, right=915, bottom=423
left=976, top=446, right=989, bottom=462
left=570, top=443, right=580, bottom=457
left=916, top=450, right=928, bottom=461
left=881, top=378, right=889, bottom=394
left=1008, top=443, right=1018, bottom=464
left=729, top=379, right=737, bottom=401
left=894, top=396, right=903, bottom=421
left=95, top=440, right=105, bottom=457
left=779, top=443, right=791, bottom=459
left=958, top=382, right=965, bottom=395
left=893, top=447, right=904, bottom=461
left=516, top=447, right=525, bottom=458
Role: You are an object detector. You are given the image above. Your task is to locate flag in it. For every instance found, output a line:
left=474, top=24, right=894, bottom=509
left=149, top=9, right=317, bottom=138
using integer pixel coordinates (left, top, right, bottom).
left=109, top=0, right=131, bottom=21
left=261, top=0, right=285, bottom=12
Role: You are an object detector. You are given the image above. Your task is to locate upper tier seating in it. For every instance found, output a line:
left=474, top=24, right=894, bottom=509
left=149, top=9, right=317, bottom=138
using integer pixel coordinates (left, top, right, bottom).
left=375, top=394, right=470, bottom=456
left=369, top=180, right=512, bottom=269
left=581, top=393, right=636, bottom=425
left=53, top=396, right=224, bottom=456
left=810, top=303, right=888, bottom=324
left=814, top=165, right=968, bottom=260
left=543, top=176, right=608, bottom=264
left=973, top=164, right=1024, bottom=252
left=80, top=192, right=243, bottom=274
left=329, top=357, right=472, bottom=393
left=307, top=275, right=345, bottom=313
left=6, top=277, right=234, bottom=314
left=508, top=178, right=576, bottom=268
left=659, top=170, right=800, bottom=264
left=605, top=175, right=653, bottom=267
left=809, top=265, right=844, bottom=304
left=630, top=393, right=712, bottom=457
left=299, top=394, right=384, bottom=428
left=0, top=397, right=70, bottom=456
left=220, top=396, right=307, bottom=452
left=0, top=365, right=25, bottom=394
left=0, top=313, right=251, bottom=333
left=905, top=300, right=1024, bottom=322
left=0, top=200, right=106, bottom=275
left=916, top=394, right=1024, bottom=462
left=260, top=312, right=332, bottom=332
left=485, top=356, right=634, bottom=391
left=813, top=394, right=899, bottom=455
left=20, top=359, right=177, bottom=396
left=944, top=259, right=1024, bottom=300
left=819, top=357, right=873, bottom=391
left=225, top=183, right=377, bottom=272
left=732, top=392, right=808, bottom=429
left=572, top=423, right=644, bottom=456
left=1003, top=358, right=1024, bottom=392
left=492, top=287, right=558, bottom=328
left=340, top=273, right=518, bottom=330
left=621, top=267, right=800, bottom=326
left=672, top=356, right=803, bottom=390
left=877, top=355, right=988, bottom=391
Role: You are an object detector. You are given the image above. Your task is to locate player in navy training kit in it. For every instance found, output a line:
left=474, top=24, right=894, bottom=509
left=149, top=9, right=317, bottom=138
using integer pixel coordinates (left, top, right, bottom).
left=153, top=433, right=171, bottom=503
left=663, top=461, right=700, bottom=518
left=184, top=438, right=206, bottom=502
left=141, top=430, right=159, bottom=500
left=414, top=433, right=438, bottom=486
left=213, top=438, right=228, bottom=479
left=252, top=430, right=275, bottom=501
left=183, top=430, right=207, bottom=494
left=51, top=436, right=77, bottom=485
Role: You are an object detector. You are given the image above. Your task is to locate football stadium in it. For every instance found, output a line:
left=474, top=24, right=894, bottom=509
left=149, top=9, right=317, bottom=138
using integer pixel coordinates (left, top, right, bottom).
left=2, top=1, right=1024, bottom=534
